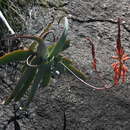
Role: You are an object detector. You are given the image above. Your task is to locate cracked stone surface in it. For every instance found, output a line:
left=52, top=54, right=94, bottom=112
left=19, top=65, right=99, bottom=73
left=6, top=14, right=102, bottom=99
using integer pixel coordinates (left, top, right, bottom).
left=1, top=0, right=130, bottom=130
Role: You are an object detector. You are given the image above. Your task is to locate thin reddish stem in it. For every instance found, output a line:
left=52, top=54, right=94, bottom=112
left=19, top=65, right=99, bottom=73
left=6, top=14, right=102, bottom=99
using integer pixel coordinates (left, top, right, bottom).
left=85, top=38, right=97, bottom=71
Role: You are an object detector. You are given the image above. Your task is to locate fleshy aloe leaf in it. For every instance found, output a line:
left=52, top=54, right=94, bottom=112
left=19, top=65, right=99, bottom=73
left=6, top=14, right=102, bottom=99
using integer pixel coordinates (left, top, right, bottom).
left=41, top=63, right=51, bottom=87
left=14, top=67, right=37, bottom=102
left=48, top=40, right=70, bottom=53
left=26, top=63, right=46, bottom=105
left=61, top=56, right=73, bottom=65
left=62, top=40, right=70, bottom=51
left=48, top=17, right=69, bottom=59
left=4, top=67, right=35, bottom=104
left=14, top=57, right=42, bottom=101
left=0, top=49, right=33, bottom=64
left=27, top=20, right=53, bottom=52
left=4, top=57, right=41, bottom=104
left=8, top=35, right=48, bottom=60
left=61, top=61, right=87, bottom=81
left=54, top=55, right=72, bottom=64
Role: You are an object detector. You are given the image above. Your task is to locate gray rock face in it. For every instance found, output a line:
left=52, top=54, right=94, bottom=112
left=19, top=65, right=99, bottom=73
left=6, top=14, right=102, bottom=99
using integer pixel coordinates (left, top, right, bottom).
left=1, top=0, right=130, bottom=130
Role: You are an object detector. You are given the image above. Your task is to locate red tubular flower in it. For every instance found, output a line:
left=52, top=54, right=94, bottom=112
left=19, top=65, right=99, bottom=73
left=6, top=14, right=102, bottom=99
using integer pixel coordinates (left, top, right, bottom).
left=86, top=38, right=97, bottom=71
left=112, top=18, right=130, bottom=85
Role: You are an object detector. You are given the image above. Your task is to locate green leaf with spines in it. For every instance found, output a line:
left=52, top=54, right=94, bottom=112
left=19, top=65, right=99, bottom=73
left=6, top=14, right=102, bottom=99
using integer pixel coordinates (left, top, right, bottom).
left=14, top=57, right=42, bottom=101
left=14, top=67, right=37, bottom=102
left=48, top=40, right=70, bottom=53
left=26, top=63, right=50, bottom=106
left=41, top=63, right=51, bottom=87
left=4, top=67, right=36, bottom=104
left=0, top=49, right=33, bottom=64
left=48, top=17, right=69, bottom=59
left=61, top=61, right=87, bottom=81
left=4, top=57, right=41, bottom=104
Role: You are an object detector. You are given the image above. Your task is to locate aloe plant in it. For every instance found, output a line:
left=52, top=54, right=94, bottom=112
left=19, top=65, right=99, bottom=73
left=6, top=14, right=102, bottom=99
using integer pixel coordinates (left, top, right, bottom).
left=1, top=17, right=87, bottom=106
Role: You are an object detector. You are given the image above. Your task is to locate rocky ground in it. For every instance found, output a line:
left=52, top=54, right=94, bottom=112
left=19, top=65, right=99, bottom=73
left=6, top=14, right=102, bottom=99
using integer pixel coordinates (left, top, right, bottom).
left=1, top=0, right=130, bottom=129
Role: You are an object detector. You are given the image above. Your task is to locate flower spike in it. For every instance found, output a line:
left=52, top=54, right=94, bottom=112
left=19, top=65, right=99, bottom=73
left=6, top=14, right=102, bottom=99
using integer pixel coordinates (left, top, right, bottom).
left=111, top=18, right=130, bottom=85
left=85, top=38, right=97, bottom=71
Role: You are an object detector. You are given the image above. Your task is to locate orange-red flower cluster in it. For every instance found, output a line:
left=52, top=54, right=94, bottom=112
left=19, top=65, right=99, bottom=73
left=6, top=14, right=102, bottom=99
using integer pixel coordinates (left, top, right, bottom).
left=112, top=18, right=130, bottom=85
left=112, top=48, right=130, bottom=85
